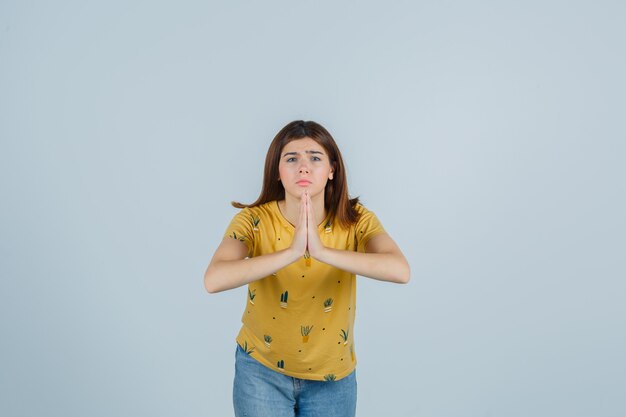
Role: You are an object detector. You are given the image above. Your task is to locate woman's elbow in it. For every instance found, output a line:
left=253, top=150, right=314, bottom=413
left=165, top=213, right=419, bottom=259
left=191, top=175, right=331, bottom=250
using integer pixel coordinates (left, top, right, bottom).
left=204, top=276, right=217, bottom=294
left=205, top=278, right=226, bottom=294
left=204, top=266, right=223, bottom=294
left=396, top=260, right=411, bottom=284
left=205, top=280, right=219, bottom=294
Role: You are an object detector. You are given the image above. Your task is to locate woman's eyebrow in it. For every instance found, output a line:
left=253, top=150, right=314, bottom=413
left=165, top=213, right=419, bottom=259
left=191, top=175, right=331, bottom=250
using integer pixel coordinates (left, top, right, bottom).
left=282, top=150, right=325, bottom=157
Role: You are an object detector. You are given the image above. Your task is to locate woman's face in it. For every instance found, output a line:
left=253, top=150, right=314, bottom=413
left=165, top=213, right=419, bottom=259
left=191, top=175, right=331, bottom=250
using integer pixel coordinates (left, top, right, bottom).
left=278, top=137, right=334, bottom=201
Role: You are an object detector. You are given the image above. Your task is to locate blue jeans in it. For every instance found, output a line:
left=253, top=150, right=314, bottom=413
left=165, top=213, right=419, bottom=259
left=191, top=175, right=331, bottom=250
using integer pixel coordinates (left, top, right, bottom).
left=233, top=344, right=357, bottom=417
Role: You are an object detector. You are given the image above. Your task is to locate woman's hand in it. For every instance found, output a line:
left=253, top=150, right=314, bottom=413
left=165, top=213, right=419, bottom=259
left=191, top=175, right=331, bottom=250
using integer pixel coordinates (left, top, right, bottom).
left=289, top=191, right=309, bottom=258
left=288, top=190, right=326, bottom=260
left=305, top=190, right=326, bottom=259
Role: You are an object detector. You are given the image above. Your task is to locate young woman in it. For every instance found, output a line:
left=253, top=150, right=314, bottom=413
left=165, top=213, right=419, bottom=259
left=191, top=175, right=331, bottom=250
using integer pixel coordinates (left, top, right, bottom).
left=204, top=120, right=410, bottom=417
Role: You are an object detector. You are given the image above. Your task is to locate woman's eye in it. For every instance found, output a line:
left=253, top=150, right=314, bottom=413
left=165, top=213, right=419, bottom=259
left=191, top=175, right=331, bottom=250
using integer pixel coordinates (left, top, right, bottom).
left=312, top=156, right=321, bottom=161
left=287, top=157, right=297, bottom=162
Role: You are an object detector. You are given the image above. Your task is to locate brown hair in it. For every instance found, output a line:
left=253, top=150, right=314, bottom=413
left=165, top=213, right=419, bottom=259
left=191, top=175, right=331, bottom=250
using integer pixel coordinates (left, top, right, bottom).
left=232, top=120, right=360, bottom=228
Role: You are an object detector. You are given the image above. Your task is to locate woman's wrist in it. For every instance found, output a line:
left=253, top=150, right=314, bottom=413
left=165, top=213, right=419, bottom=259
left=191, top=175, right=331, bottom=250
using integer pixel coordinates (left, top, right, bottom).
left=285, top=246, right=305, bottom=264
left=308, top=245, right=329, bottom=262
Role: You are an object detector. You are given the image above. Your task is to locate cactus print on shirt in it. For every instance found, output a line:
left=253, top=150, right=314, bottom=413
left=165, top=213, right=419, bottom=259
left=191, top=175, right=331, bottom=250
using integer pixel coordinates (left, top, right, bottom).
left=225, top=201, right=385, bottom=381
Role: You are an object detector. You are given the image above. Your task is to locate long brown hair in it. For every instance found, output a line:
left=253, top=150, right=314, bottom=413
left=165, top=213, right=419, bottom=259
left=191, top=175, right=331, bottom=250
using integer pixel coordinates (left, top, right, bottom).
left=232, top=120, right=360, bottom=229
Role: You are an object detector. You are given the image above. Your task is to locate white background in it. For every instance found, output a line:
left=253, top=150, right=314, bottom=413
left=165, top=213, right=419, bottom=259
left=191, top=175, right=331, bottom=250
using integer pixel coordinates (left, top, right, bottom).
left=1, top=1, right=625, bottom=416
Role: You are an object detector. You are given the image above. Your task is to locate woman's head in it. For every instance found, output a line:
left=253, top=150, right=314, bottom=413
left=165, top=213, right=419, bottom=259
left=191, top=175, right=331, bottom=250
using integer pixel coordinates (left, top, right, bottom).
left=232, top=120, right=359, bottom=228
left=277, top=136, right=334, bottom=202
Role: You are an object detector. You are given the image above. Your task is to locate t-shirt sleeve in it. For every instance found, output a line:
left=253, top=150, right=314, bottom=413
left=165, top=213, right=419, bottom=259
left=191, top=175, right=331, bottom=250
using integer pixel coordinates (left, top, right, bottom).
left=355, top=205, right=386, bottom=253
left=223, top=208, right=254, bottom=257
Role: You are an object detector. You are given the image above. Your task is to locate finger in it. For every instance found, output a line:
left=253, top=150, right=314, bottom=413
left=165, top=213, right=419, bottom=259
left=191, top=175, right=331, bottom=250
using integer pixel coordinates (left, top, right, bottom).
left=306, top=193, right=312, bottom=233
left=300, top=196, right=307, bottom=232
left=306, top=191, right=312, bottom=227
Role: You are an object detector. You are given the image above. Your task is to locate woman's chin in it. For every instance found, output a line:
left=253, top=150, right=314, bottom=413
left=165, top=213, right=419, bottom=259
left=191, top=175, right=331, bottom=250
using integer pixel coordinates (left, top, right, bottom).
left=286, top=188, right=319, bottom=200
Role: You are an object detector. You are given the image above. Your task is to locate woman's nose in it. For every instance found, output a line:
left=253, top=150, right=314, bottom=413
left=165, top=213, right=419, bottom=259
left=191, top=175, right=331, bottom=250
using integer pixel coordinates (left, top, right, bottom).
left=299, top=162, right=310, bottom=173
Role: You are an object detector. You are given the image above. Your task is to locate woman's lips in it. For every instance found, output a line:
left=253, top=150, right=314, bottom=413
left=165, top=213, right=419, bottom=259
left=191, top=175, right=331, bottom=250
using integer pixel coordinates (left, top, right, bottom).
left=297, top=180, right=312, bottom=186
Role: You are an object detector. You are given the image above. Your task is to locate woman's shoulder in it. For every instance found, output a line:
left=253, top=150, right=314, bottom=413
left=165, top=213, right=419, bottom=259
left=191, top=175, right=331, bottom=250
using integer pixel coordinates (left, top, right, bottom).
left=255, top=201, right=278, bottom=214
left=234, top=201, right=278, bottom=217
left=352, top=201, right=375, bottom=216
left=350, top=201, right=384, bottom=229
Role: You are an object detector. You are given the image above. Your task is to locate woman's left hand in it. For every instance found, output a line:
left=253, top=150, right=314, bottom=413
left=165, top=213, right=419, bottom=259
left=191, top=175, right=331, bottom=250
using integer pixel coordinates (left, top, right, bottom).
left=305, top=190, right=326, bottom=259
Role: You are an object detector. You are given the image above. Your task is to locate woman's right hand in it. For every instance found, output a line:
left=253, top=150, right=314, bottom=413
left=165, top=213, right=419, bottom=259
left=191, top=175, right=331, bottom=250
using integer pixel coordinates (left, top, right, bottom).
left=290, top=191, right=308, bottom=258
left=206, top=193, right=308, bottom=292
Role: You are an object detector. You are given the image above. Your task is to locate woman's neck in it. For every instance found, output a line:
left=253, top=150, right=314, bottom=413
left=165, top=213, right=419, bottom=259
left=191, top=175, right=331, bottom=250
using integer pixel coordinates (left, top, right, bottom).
left=278, top=193, right=327, bottom=227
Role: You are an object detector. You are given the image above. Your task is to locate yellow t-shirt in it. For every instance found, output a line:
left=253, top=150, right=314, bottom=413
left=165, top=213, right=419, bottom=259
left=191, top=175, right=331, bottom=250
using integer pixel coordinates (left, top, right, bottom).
left=224, top=200, right=385, bottom=381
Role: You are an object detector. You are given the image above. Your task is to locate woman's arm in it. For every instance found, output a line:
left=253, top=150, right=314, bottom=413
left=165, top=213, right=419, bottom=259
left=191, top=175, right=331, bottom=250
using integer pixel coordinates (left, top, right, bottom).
left=304, top=192, right=410, bottom=284
left=203, top=238, right=301, bottom=293
left=313, top=233, right=411, bottom=284
left=204, top=193, right=309, bottom=294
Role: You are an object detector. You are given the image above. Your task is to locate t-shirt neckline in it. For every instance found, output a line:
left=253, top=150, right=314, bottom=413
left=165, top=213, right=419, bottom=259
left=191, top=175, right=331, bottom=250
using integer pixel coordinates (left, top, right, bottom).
left=274, top=200, right=331, bottom=230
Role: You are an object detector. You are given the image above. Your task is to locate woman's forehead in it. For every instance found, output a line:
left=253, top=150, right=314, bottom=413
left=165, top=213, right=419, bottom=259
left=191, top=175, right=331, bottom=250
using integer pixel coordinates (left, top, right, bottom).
left=282, top=137, right=327, bottom=154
